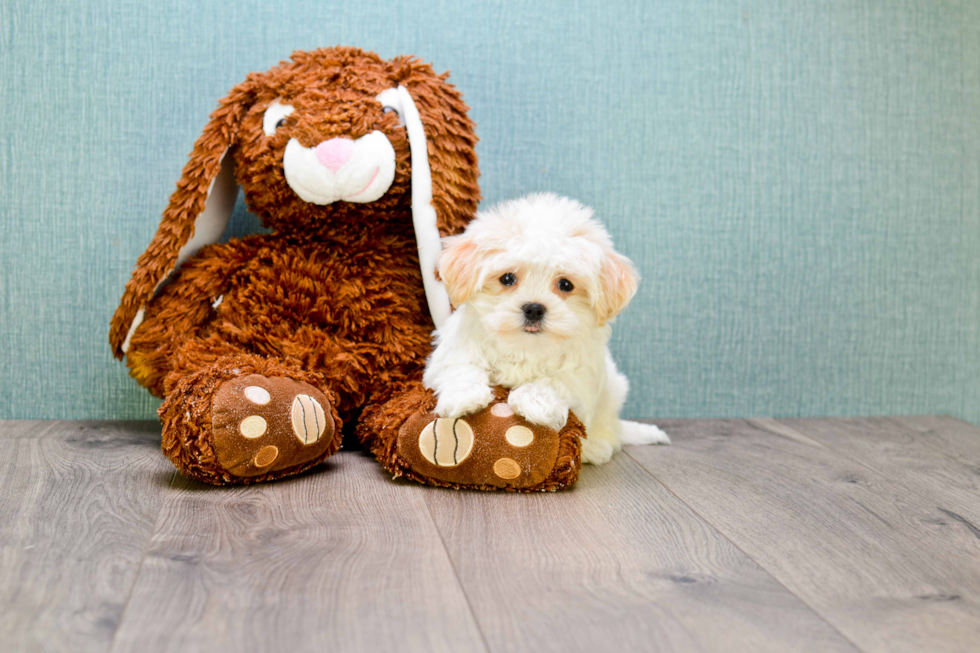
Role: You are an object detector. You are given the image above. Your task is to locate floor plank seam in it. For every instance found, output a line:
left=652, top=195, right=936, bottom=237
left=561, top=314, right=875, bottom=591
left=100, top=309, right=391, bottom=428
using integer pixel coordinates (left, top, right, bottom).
left=420, top=495, right=494, bottom=653
left=623, top=448, right=867, bottom=653
left=106, top=469, right=178, bottom=653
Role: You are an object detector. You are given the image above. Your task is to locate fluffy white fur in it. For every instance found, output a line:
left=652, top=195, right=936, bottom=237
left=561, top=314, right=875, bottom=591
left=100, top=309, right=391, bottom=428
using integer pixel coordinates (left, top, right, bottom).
left=423, top=193, right=669, bottom=464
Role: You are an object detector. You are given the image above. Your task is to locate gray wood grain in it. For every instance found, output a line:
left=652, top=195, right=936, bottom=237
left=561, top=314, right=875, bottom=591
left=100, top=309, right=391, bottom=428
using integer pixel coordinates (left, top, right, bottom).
left=0, top=421, right=173, bottom=653
left=762, top=417, right=980, bottom=525
left=0, top=419, right=64, bottom=439
left=7, top=417, right=980, bottom=653
left=627, top=418, right=980, bottom=653
left=890, top=416, right=980, bottom=470
left=109, top=451, right=488, bottom=653
left=422, top=452, right=858, bottom=653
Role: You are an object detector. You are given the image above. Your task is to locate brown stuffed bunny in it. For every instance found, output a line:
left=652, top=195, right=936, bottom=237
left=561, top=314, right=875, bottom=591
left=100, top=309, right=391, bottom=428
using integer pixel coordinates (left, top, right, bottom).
left=110, top=47, right=583, bottom=490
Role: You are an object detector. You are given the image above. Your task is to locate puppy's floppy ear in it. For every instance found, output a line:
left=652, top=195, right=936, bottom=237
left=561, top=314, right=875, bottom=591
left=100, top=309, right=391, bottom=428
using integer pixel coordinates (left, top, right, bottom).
left=595, top=250, right=639, bottom=326
left=438, top=235, right=482, bottom=308
left=109, top=78, right=259, bottom=358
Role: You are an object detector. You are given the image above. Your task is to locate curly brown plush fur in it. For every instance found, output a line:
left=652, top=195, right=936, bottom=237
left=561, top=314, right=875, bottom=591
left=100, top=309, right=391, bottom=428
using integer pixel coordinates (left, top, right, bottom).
left=110, top=48, right=478, bottom=360
left=159, top=354, right=341, bottom=484
left=110, top=47, right=583, bottom=490
left=110, top=48, right=481, bottom=484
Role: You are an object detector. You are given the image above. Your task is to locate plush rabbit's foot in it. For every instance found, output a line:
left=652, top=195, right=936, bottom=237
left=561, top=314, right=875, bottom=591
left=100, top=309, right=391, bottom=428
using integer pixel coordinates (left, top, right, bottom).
left=160, top=360, right=343, bottom=485
left=210, top=374, right=337, bottom=477
left=362, top=385, right=584, bottom=492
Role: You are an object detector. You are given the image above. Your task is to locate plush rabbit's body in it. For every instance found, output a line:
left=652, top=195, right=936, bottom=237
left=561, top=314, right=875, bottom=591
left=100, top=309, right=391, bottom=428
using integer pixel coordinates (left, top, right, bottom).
left=128, top=230, right=430, bottom=409
left=111, top=48, right=584, bottom=489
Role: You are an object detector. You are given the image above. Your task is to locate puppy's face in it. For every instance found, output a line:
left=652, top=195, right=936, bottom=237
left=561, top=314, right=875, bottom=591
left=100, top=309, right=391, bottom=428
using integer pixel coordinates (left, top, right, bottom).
left=471, top=259, right=592, bottom=342
left=439, top=194, right=638, bottom=348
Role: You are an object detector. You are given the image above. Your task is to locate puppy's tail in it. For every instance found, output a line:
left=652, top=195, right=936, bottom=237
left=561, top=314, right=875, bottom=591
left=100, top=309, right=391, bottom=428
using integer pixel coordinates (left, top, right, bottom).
left=619, top=420, right=671, bottom=446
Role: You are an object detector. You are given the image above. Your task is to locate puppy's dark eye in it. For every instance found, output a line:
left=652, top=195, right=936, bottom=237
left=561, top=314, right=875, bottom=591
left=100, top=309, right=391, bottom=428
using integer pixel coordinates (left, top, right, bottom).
left=500, top=273, right=517, bottom=286
left=558, top=278, right=574, bottom=293
left=383, top=107, right=399, bottom=118
left=275, top=118, right=287, bottom=130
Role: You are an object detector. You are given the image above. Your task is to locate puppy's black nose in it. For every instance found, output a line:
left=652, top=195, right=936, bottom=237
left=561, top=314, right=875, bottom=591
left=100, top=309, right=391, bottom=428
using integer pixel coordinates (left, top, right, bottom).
left=522, top=302, right=546, bottom=322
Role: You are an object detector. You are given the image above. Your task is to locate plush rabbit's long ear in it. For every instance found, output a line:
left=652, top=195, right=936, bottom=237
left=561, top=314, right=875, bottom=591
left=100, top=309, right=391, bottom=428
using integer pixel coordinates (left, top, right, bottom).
left=383, top=59, right=481, bottom=328
left=109, top=81, right=255, bottom=358
left=396, top=63, right=480, bottom=237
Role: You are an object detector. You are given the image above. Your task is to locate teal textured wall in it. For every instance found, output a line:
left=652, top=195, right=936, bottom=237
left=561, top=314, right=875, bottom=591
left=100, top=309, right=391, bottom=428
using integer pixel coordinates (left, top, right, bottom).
left=1, top=0, right=978, bottom=422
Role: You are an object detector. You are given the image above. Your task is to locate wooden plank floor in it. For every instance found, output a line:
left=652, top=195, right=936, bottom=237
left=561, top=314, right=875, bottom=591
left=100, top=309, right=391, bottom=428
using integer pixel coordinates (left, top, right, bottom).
left=1, top=417, right=979, bottom=653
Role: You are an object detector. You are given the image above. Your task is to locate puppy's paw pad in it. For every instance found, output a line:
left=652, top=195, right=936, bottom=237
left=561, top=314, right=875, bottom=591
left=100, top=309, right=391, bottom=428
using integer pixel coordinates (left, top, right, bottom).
left=211, top=374, right=336, bottom=477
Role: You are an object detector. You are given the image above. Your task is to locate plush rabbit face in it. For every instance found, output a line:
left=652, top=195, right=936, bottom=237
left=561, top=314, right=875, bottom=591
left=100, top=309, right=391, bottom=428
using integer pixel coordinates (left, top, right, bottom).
left=233, top=50, right=427, bottom=235
left=109, top=48, right=480, bottom=358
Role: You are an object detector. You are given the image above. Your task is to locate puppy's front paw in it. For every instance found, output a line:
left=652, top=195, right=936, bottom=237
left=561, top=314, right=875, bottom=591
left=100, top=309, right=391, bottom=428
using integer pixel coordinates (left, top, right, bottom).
left=435, top=385, right=494, bottom=419
left=581, top=437, right=615, bottom=465
left=507, top=384, right=568, bottom=431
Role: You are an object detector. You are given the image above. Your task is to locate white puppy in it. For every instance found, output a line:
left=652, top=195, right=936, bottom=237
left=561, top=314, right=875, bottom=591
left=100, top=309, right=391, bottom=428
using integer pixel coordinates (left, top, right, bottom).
left=423, top=193, right=669, bottom=464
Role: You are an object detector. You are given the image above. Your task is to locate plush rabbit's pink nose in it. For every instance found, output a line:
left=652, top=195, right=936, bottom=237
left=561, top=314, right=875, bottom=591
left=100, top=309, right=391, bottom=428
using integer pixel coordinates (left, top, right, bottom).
left=314, top=138, right=355, bottom=172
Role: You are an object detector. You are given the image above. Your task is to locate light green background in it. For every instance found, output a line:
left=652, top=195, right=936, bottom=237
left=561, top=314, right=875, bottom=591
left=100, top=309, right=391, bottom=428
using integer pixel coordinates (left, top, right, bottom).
left=1, top=0, right=978, bottom=423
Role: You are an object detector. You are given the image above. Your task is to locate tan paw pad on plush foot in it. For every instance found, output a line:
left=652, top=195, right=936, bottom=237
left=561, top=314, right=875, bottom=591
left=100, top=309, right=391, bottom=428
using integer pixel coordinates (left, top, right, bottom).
left=211, top=374, right=335, bottom=477
left=397, top=397, right=562, bottom=489
left=418, top=418, right=475, bottom=466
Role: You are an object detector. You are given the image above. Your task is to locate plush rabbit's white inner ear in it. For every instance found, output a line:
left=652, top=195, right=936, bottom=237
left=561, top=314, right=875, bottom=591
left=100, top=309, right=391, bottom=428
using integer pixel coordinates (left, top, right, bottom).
left=171, top=150, right=238, bottom=275
left=377, top=86, right=451, bottom=328
left=121, top=150, right=238, bottom=354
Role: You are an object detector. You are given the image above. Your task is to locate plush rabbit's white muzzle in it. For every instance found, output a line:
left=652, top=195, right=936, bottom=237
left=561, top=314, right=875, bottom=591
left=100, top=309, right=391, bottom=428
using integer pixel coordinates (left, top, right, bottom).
left=283, top=131, right=396, bottom=205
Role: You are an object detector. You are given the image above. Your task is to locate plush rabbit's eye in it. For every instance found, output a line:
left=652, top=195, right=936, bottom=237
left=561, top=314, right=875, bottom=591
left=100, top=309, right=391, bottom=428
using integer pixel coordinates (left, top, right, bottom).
left=500, top=273, right=517, bottom=286
left=263, top=100, right=295, bottom=137
left=558, top=278, right=574, bottom=293
left=376, top=89, right=405, bottom=127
